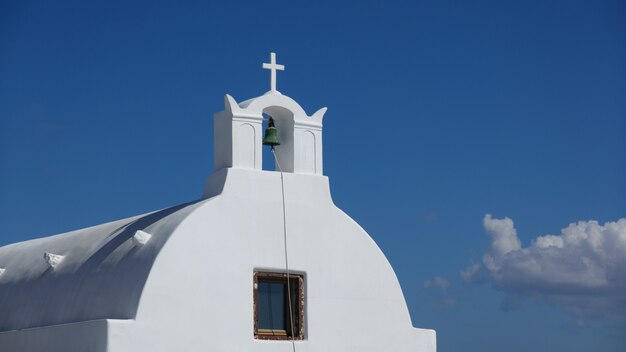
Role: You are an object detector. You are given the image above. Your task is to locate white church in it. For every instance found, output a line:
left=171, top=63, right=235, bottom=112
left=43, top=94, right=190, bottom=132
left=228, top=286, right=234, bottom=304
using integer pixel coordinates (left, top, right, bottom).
left=0, top=53, right=436, bottom=352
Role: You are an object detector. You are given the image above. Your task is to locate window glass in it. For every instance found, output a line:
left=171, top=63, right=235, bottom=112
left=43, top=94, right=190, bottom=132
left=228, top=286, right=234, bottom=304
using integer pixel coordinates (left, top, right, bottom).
left=257, top=281, right=286, bottom=331
left=254, top=272, right=304, bottom=340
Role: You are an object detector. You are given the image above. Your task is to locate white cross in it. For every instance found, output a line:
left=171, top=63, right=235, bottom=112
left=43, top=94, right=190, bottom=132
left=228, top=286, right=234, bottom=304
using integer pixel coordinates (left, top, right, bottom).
left=262, top=52, right=284, bottom=92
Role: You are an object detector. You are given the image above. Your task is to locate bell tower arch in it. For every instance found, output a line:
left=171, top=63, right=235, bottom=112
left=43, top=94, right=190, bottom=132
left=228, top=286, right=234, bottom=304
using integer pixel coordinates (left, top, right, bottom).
left=213, top=92, right=326, bottom=175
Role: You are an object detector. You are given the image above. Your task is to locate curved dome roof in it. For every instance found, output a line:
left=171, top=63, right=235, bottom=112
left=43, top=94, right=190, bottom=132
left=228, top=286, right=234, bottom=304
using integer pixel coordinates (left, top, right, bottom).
left=0, top=199, right=206, bottom=332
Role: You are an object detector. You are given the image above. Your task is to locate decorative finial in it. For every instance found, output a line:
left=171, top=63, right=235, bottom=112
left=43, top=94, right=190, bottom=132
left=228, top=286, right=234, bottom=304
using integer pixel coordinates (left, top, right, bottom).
left=262, top=52, right=284, bottom=92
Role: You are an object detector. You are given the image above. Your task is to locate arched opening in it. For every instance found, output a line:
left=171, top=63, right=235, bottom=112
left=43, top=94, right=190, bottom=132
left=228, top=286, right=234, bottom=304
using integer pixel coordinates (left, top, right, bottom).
left=261, top=113, right=275, bottom=171
left=261, top=106, right=295, bottom=173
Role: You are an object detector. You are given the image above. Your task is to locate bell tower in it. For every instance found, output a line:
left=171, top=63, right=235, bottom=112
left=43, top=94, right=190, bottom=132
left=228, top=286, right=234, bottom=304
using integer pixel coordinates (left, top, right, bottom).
left=212, top=53, right=327, bottom=175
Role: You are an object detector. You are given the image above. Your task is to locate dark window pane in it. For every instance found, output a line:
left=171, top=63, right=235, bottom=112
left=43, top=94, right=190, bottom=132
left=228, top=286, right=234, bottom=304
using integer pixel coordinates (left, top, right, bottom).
left=258, top=281, right=286, bottom=330
left=288, top=279, right=298, bottom=334
left=254, top=272, right=304, bottom=340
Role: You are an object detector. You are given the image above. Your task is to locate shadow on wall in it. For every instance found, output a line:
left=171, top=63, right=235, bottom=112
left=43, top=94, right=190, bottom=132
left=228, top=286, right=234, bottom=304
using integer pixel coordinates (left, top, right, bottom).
left=0, top=199, right=204, bottom=332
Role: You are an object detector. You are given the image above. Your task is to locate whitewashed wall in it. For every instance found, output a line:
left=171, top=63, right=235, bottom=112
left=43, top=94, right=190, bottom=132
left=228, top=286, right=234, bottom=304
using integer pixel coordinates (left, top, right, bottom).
left=108, top=168, right=435, bottom=352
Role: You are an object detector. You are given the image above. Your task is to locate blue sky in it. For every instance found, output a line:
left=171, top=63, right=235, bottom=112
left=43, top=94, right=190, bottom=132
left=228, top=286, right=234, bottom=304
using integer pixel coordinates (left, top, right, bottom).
left=1, top=0, right=625, bottom=351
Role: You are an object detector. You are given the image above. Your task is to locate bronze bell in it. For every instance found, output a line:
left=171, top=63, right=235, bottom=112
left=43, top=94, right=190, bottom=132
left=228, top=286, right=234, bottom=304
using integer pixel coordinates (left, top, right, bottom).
left=262, top=117, right=280, bottom=147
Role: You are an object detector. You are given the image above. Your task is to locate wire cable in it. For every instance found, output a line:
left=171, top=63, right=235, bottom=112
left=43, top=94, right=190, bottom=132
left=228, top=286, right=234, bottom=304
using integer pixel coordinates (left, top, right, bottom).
left=271, top=147, right=297, bottom=352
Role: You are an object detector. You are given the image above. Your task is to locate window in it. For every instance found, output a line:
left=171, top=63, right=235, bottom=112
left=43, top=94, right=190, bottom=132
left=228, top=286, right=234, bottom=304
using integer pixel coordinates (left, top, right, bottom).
left=253, top=271, right=304, bottom=340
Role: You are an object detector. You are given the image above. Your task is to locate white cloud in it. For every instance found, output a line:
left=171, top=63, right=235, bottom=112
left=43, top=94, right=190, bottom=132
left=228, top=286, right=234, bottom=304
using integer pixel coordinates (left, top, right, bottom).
left=462, top=215, right=626, bottom=322
left=460, top=263, right=481, bottom=283
left=423, top=275, right=455, bottom=309
left=423, top=276, right=451, bottom=293
left=482, top=214, right=521, bottom=273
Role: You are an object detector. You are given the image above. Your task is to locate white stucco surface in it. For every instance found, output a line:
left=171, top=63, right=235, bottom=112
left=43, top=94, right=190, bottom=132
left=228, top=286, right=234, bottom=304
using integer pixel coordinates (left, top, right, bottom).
left=0, top=320, right=109, bottom=352
left=0, top=202, right=205, bottom=332
left=0, top=90, right=436, bottom=352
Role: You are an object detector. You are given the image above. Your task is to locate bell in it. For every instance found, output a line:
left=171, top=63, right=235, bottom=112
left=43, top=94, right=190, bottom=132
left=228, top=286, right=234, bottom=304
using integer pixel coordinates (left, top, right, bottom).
left=262, top=117, right=280, bottom=147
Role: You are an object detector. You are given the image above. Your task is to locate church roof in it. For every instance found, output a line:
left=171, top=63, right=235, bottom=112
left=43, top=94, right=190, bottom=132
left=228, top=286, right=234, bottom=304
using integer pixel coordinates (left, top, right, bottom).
left=0, top=199, right=206, bottom=332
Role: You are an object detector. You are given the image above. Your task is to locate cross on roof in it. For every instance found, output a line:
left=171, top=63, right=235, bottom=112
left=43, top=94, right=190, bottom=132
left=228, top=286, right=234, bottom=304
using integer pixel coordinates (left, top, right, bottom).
left=262, top=52, right=284, bottom=92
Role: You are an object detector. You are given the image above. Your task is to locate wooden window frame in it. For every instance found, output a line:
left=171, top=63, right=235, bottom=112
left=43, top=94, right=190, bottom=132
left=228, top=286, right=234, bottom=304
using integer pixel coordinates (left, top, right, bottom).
left=253, top=271, right=305, bottom=340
